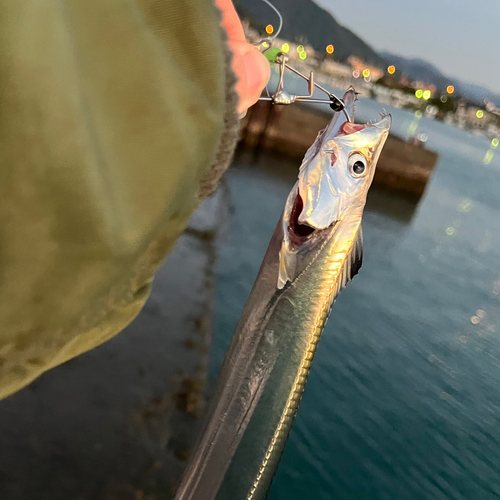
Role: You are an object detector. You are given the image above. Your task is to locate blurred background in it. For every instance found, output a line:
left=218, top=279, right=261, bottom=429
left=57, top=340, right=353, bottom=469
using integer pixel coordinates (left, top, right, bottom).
left=2, top=1, right=500, bottom=499
left=217, top=1, right=500, bottom=499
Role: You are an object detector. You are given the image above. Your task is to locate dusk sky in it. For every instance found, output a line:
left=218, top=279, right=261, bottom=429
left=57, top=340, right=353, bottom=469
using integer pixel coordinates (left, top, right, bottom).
left=314, top=0, right=500, bottom=94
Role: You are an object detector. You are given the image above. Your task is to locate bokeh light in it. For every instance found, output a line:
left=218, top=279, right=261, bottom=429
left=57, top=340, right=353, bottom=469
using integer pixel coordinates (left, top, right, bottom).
left=297, top=45, right=305, bottom=53
left=326, top=44, right=334, bottom=54
left=423, top=90, right=432, bottom=100
left=476, top=110, right=484, bottom=119
left=362, top=69, right=370, bottom=78
left=440, top=95, right=448, bottom=103
left=446, top=85, right=455, bottom=94
left=387, top=65, right=396, bottom=75
left=484, top=150, right=494, bottom=165
left=265, top=24, right=274, bottom=35
left=458, top=199, right=473, bottom=212
left=299, top=51, right=307, bottom=60
left=492, top=138, right=499, bottom=149
left=281, top=43, right=290, bottom=53
left=415, top=89, right=423, bottom=99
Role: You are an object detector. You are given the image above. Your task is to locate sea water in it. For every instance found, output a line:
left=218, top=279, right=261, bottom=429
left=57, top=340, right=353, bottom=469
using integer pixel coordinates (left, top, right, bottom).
left=210, top=94, right=500, bottom=499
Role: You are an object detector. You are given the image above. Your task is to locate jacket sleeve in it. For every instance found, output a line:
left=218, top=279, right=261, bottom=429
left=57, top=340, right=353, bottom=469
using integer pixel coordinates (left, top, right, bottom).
left=0, top=0, right=239, bottom=399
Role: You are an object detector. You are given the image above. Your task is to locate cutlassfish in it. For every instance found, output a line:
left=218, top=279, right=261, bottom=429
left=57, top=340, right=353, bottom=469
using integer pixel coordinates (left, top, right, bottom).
left=174, top=88, right=391, bottom=500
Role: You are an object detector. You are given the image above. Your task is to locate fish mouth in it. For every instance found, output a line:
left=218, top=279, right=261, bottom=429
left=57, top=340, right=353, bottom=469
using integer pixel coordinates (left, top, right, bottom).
left=289, top=193, right=314, bottom=239
left=339, top=121, right=367, bottom=135
left=288, top=193, right=333, bottom=245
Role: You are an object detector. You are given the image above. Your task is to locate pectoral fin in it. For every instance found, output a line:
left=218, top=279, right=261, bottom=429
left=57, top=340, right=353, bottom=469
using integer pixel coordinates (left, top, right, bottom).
left=333, top=225, right=363, bottom=302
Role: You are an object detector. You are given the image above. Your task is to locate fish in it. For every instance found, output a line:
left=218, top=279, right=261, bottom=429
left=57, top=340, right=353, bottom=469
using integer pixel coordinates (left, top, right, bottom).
left=173, top=87, right=391, bottom=500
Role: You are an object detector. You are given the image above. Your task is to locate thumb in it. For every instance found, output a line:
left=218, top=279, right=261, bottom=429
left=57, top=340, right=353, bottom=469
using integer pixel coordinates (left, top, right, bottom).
left=229, top=40, right=271, bottom=113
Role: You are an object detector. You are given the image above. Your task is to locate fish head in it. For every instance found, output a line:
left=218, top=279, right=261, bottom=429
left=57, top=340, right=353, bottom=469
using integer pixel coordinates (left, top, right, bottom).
left=278, top=88, right=391, bottom=288
left=285, top=89, right=391, bottom=239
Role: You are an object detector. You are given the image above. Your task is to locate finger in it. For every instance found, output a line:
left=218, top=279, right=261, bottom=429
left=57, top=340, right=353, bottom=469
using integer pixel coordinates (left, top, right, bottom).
left=215, top=0, right=271, bottom=113
left=230, top=42, right=271, bottom=113
left=215, top=0, right=246, bottom=42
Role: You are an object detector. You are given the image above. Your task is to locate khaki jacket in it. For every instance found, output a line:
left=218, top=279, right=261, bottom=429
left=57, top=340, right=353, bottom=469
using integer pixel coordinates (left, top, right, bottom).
left=0, top=0, right=239, bottom=399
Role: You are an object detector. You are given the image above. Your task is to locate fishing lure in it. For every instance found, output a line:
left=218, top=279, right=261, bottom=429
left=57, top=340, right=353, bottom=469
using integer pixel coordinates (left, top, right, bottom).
left=250, top=0, right=349, bottom=114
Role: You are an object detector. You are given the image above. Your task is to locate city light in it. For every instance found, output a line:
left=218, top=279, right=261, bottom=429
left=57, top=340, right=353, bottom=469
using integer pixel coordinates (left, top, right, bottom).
left=476, top=110, right=484, bottom=119
left=387, top=65, right=396, bottom=75
left=492, top=138, right=499, bottom=148
left=326, top=44, right=334, bottom=54
left=415, top=89, right=423, bottom=99
left=297, top=45, right=305, bottom=53
left=423, top=90, right=431, bottom=100
left=446, top=85, right=455, bottom=94
left=299, top=51, right=307, bottom=60
left=281, top=43, right=290, bottom=53
left=362, top=68, right=370, bottom=78
left=265, top=24, right=274, bottom=35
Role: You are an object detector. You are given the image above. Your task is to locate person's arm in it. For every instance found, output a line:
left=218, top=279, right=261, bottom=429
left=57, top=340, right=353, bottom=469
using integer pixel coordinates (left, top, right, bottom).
left=0, top=0, right=267, bottom=399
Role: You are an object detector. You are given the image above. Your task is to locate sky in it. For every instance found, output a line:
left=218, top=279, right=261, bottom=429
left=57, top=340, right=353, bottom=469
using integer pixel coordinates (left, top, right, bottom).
left=314, top=0, right=500, bottom=94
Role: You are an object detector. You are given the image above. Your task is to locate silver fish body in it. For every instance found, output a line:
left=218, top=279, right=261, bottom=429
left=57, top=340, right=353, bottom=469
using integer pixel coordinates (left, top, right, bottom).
left=173, top=89, right=391, bottom=500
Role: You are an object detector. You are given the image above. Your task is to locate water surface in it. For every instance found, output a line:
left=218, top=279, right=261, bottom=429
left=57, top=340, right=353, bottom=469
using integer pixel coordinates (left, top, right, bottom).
left=210, top=96, right=500, bottom=500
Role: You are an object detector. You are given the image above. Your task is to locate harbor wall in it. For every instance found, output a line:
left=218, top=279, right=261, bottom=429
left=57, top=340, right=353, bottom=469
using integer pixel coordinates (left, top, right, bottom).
left=240, top=101, right=439, bottom=199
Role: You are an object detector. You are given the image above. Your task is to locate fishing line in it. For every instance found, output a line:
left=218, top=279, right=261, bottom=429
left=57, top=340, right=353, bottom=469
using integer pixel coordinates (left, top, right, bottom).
left=252, top=0, right=283, bottom=46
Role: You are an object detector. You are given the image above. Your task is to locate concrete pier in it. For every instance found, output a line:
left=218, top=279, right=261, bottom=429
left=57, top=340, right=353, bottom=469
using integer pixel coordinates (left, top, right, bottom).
left=240, top=101, right=438, bottom=199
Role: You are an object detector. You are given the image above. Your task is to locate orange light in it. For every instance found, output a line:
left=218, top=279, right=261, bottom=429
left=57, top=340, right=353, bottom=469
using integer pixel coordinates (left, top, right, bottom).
left=387, top=65, right=396, bottom=75
left=326, top=44, right=334, bottom=54
left=265, top=24, right=274, bottom=35
left=446, top=85, right=455, bottom=95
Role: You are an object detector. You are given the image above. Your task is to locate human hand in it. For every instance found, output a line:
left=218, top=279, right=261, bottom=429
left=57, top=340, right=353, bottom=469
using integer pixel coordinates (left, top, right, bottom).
left=215, top=0, right=271, bottom=114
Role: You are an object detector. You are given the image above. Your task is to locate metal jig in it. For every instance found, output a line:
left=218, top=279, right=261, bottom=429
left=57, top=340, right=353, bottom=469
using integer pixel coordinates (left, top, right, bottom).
left=252, top=0, right=351, bottom=121
left=258, top=53, right=350, bottom=120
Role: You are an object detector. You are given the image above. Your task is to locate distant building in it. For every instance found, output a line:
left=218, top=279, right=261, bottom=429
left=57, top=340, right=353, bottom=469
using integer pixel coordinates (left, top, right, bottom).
left=413, top=81, right=437, bottom=94
left=347, top=56, right=383, bottom=81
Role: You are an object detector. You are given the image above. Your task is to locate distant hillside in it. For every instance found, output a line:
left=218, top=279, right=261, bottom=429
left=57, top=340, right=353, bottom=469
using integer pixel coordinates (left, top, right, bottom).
left=379, top=52, right=450, bottom=89
left=381, top=51, right=500, bottom=106
left=234, top=0, right=386, bottom=68
left=454, top=80, right=500, bottom=108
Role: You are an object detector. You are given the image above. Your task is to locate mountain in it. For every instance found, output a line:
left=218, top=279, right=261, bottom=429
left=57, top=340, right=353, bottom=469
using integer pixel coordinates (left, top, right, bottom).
left=233, top=0, right=386, bottom=68
left=453, top=80, right=500, bottom=108
left=379, top=52, right=451, bottom=89
left=381, top=51, right=500, bottom=106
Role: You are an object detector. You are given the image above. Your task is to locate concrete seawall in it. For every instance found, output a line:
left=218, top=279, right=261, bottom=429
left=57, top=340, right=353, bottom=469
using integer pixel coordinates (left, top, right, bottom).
left=241, top=101, right=439, bottom=199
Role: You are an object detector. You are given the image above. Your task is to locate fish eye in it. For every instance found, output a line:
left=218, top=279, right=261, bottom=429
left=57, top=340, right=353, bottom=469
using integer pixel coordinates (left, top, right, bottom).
left=348, top=153, right=368, bottom=178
